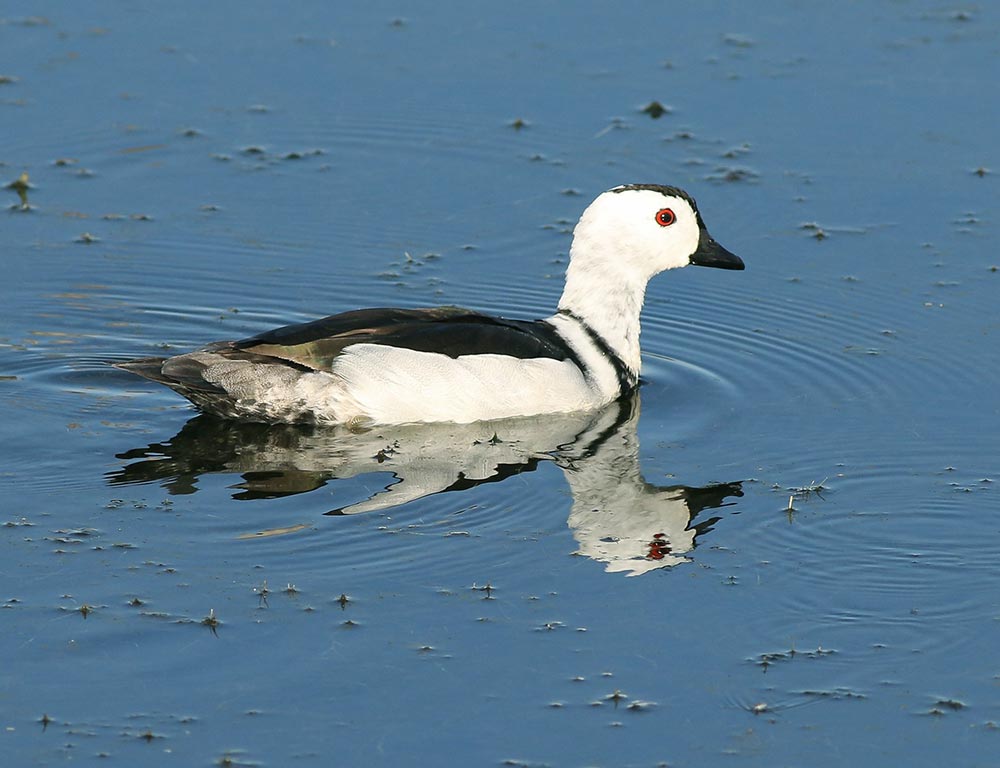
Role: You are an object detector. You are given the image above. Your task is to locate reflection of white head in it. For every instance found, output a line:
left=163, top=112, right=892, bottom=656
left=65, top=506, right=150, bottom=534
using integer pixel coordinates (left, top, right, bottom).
left=567, top=486, right=700, bottom=575
left=560, top=398, right=699, bottom=575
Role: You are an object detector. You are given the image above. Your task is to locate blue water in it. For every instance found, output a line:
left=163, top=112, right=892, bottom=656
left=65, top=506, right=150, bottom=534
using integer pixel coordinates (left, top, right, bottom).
left=2, top=2, right=999, bottom=766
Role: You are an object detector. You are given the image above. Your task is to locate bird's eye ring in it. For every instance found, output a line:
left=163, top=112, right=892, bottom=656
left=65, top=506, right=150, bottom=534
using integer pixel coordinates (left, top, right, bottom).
left=655, top=208, right=675, bottom=227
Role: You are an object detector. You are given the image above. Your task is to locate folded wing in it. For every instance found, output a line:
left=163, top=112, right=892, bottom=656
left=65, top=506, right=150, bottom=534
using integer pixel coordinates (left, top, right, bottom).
left=232, top=306, right=576, bottom=370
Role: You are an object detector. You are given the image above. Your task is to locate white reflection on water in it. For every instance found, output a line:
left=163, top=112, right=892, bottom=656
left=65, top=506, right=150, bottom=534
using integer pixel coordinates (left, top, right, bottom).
left=109, top=393, right=742, bottom=576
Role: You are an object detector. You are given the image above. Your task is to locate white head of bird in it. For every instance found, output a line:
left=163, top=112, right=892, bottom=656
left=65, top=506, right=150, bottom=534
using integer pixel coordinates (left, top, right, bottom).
left=557, top=184, right=743, bottom=372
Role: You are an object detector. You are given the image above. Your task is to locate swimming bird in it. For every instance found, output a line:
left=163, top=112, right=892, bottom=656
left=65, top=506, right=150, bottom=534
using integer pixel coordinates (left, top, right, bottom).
left=115, top=184, right=744, bottom=425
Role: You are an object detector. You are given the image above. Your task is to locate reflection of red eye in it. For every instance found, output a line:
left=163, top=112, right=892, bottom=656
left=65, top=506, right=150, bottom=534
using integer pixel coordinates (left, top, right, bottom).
left=655, top=208, right=676, bottom=227
left=647, top=535, right=671, bottom=560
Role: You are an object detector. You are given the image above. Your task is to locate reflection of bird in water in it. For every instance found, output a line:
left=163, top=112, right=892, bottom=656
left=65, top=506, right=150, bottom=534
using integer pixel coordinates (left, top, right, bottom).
left=115, top=184, right=742, bottom=424
left=109, top=393, right=741, bottom=575
left=553, top=397, right=742, bottom=575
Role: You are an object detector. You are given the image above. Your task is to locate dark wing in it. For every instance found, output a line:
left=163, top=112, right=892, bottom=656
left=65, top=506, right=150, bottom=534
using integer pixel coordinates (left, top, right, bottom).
left=232, top=306, right=577, bottom=371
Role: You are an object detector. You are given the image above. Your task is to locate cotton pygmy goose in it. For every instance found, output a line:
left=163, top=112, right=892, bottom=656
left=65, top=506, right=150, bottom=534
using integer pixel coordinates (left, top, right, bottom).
left=116, top=184, right=744, bottom=425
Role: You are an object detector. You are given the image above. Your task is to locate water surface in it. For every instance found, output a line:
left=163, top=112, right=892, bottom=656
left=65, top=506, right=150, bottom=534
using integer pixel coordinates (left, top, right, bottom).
left=2, top=2, right=999, bottom=766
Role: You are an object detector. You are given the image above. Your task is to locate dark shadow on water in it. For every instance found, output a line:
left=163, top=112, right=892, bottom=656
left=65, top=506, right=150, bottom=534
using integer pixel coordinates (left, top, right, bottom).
left=109, top=394, right=742, bottom=575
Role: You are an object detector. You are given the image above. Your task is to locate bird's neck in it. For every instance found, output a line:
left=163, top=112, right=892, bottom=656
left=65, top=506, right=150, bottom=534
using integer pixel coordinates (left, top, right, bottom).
left=554, top=257, right=647, bottom=375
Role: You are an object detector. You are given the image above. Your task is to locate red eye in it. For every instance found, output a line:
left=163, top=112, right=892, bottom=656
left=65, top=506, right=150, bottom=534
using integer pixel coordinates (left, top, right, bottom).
left=655, top=208, right=676, bottom=227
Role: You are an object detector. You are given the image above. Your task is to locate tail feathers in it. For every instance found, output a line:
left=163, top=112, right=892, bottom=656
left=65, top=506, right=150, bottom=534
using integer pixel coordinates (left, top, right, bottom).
left=113, top=355, right=226, bottom=397
left=113, top=357, right=172, bottom=385
left=113, top=349, right=321, bottom=421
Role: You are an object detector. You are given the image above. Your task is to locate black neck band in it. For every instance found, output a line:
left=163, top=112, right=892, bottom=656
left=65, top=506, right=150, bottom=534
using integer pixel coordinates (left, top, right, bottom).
left=558, top=309, right=638, bottom=394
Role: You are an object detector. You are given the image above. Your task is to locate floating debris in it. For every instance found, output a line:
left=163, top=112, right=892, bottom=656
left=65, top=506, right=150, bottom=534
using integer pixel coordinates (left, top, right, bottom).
left=723, top=33, right=756, bottom=48
left=594, top=117, right=630, bottom=138
left=603, top=689, right=628, bottom=708
left=10, top=16, right=51, bottom=27
left=201, top=608, right=220, bottom=635
left=933, top=697, right=966, bottom=711
left=626, top=699, right=655, bottom=712
left=217, top=750, right=258, bottom=767
left=119, top=143, right=166, bottom=156
left=786, top=477, right=829, bottom=501
left=537, top=621, right=564, bottom=631
left=640, top=100, right=670, bottom=119
left=373, top=443, right=397, bottom=462
left=706, top=166, right=759, bottom=183
left=254, top=580, right=270, bottom=608
left=6, top=170, right=32, bottom=210
left=752, top=645, right=836, bottom=670
left=798, top=687, right=866, bottom=701
left=471, top=582, right=494, bottom=598
left=721, top=142, right=751, bottom=159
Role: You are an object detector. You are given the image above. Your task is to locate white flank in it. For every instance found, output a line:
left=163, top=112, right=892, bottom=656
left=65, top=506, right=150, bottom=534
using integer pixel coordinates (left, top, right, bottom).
left=332, top=344, right=605, bottom=424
